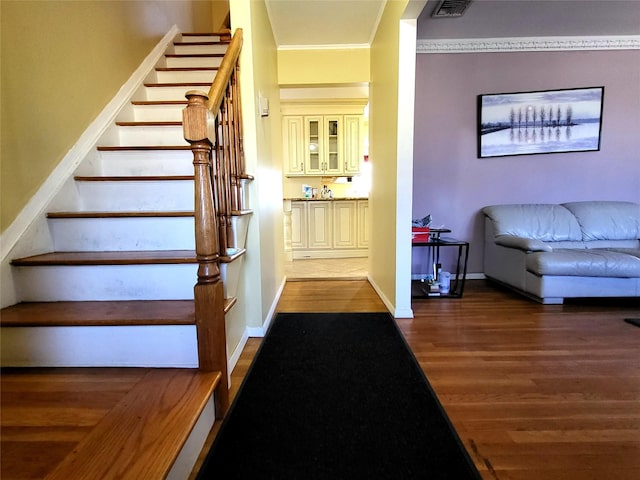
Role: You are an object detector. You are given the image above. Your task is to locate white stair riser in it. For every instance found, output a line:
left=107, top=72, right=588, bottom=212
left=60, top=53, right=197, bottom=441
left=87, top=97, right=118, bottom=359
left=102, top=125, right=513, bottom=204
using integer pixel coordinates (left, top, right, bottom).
left=173, top=44, right=228, bottom=55
left=231, top=215, right=251, bottom=250
left=75, top=180, right=193, bottom=211
left=155, top=69, right=217, bottom=84
left=220, top=256, right=244, bottom=299
left=180, top=35, right=221, bottom=43
left=14, top=261, right=236, bottom=302
left=95, top=150, right=194, bottom=176
left=118, top=125, right=186, bottom=145
left=50, top=217, right=195, bottom=251
left=165, top=56, right=223, bottom=68
left=132, top=104, right=186, bottom=122
left=0, top=325, right=198, bottom=367
left=14, top=264, right=198, bottom=301
left=145, top=85, right=209, bottom=102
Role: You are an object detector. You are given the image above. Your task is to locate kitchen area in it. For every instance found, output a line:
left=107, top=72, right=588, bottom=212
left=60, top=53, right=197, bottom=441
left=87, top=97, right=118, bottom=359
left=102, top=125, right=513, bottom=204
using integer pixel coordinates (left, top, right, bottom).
left=281, top=96, right=370, bottom=279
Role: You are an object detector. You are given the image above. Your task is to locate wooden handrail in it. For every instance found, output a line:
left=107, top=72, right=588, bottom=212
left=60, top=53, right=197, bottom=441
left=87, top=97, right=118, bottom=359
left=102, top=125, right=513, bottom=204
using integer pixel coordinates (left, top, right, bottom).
left=182, top=28, right=246, bottom=419
left=207, top=29, right=242, bottom=114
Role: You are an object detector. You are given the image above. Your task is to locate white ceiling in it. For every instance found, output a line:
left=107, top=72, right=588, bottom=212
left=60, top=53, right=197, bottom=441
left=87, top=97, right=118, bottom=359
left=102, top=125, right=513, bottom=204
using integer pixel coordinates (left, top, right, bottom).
left=265, top=0, right=640, bottom=48
left=265, top=0, right=387, bottom=47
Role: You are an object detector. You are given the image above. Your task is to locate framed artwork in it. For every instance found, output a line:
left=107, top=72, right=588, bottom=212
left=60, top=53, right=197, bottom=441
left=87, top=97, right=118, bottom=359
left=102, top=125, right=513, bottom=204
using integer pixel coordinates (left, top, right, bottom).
left=477, top=86, right=604, bottom=158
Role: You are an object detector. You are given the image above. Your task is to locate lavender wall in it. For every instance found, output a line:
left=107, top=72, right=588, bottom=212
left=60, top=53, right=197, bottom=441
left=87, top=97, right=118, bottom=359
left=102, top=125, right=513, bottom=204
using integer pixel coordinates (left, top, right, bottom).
left=412, top=49, right=640, bottom=275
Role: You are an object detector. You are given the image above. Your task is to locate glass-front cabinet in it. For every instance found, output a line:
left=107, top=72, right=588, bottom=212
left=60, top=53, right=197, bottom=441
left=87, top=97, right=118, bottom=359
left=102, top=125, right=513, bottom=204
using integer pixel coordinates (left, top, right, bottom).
left=304, top=116, right=343, bottom=175
left=283, top=108, right=363, bottom=177
left=304, top=117, right=323, bottom=174
left=324, top=116, right=343, bottom=175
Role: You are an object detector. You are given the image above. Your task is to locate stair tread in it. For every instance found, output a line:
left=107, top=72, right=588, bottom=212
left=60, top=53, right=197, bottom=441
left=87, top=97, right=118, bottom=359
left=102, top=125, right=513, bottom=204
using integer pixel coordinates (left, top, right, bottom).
left=74, top=175, right=193, bottom=181
left=43, top=368, right=220, bottom=480
left=47, top=211, right=194, bottom=219
left=115, top=121, right=182, bottom=126
left=144, top=82, right=211, bottom=87
left=182, top=31, right=230, bottom=36
left=164, top=53, right=225, bottom=58
left=131, top=100, right=188, bottom=105
left=12, top=249, right=246, bottom=266
left=12, top=250, right=198, bottom=266
left=1, top=299, right=237, bottom=327
left=156, top=67, right=219, bottom=72
left=96, top=145, right=191, bottom=151
left=173, top=41, right=228, bottom=46
left=0, top=300, right=196, bottom=326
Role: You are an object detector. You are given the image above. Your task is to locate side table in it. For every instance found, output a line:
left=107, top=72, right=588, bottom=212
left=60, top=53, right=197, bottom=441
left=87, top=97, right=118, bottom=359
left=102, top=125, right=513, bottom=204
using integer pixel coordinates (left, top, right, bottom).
left=411, top=236, right=469, bottom=299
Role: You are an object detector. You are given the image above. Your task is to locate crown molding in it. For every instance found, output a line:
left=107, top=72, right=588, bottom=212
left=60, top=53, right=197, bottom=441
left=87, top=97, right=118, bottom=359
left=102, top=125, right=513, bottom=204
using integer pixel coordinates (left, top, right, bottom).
left=417, top=35, right=640, bottom=54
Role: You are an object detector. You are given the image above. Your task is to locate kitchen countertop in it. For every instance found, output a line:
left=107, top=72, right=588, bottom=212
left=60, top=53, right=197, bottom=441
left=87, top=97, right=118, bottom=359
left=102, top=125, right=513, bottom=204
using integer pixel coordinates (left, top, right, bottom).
left=285, top=197, right=368, bottom=201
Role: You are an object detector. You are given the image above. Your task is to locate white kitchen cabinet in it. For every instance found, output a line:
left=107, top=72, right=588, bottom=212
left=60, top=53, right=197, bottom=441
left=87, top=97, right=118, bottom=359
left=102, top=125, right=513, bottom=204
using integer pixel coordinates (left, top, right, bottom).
left=343, top=116, right=362, bottom=175
left=333, top=201, right=357, bottom=248
left=357, top=200, right=369, bottom=248
left=283, top=116, right=305, bottom=175
left=290, top=201, right=307, bottom=249
left=288, top=200, right=368, bottom=259
left=283, top=114, right=361, bottom=176
left=307, top=201, right=332, bottom=249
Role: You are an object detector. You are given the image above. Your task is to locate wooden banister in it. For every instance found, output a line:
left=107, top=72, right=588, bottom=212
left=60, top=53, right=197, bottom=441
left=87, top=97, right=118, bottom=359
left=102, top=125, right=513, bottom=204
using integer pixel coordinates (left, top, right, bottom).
left=181, top=28, right=245, bottom=418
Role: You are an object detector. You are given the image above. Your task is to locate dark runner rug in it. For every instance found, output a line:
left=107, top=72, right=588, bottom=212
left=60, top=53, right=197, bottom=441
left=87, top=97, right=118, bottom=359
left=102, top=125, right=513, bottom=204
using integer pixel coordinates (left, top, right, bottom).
left=196, top=312, right=481, bottom=479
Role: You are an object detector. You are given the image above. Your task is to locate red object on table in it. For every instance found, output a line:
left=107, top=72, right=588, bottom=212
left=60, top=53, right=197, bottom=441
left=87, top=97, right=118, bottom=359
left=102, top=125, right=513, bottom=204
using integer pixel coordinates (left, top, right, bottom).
left=412, top=226, right=430, bottom=243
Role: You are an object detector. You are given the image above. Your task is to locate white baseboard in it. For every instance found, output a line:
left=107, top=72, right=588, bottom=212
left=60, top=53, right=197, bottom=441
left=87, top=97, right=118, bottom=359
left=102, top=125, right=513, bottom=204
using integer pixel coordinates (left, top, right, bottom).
left=246, top=275, right=287, bottom=338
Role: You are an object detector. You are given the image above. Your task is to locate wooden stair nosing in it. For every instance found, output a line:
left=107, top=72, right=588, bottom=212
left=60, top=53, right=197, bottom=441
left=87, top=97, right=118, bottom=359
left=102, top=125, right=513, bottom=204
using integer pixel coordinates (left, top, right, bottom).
left=164, top=53, right=225, bottom=58
left=144, top=82, right=211, bottom=88
left=47, top=211, right=194, bottom=219
left=155, top=67, right=219, bottom=72
left=115, top=121, right=183, bottom=127
left=73, top=175, right=193, bottom=181
left=11, top=249, right=248, bottom=267
left=1, top=298, right=238, bottom=327
left=173, top=41, right=228, bottom=46
left=220, top=248, right=246, bottom=264
left=231, top=209, right=253, bottom=216
left=44, top=368, right=221, bottom=480
left=47, top=210, right=250, bottom=219
left=182, top=32, right=230, bottom=37
left=131, top=100, right=188, bottom=106
left=11, top=250, right=198, bottom=267
left=224, top=297, right=237, bottom=314
left=0, top=300, right=196, bottom=327
left=96, top=145, right=191, bottom=151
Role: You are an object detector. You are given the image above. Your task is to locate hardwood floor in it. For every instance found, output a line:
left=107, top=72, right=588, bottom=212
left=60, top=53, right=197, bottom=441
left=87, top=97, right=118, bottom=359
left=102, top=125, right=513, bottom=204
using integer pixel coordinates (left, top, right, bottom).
left=1, top=368, right=219, bottom=480
left=3, top=280, right=639, bottom=479
left=229, top=279, right=640, bottom=480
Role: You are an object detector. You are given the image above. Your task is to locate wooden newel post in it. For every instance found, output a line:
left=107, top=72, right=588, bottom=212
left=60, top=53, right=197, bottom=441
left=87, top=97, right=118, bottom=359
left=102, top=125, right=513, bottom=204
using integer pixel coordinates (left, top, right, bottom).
left=183, top=90, right=229, bottom=417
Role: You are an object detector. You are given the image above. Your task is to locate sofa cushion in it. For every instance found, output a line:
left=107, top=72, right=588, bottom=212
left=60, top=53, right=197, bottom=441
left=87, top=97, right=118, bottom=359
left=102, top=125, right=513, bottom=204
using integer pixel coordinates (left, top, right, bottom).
left=526, top=249, right=640, bottom=277
left=482, top=204, right=582, bottom=241
left=495, top=235, right=553, bottom=252
left=562, top=201, right=640, bottom=241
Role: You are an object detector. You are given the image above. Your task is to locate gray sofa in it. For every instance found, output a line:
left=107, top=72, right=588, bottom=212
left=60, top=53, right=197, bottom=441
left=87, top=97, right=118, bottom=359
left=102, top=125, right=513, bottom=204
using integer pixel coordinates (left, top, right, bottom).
left=482, top=201, right=640, bottom=304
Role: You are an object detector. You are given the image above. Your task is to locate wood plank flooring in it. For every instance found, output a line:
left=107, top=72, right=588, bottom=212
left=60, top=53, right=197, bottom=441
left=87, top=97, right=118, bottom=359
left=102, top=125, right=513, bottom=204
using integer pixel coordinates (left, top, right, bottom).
left=3, top=279, right=639, bottom=480
left=1, top=368, right=219, bottom=480
left=221, top=279, right=640, bottom=480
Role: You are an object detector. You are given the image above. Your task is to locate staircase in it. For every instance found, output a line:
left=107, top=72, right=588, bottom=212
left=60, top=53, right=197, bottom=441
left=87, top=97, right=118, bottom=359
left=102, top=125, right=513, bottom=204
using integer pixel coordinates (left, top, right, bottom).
left=0, top=30, right=250, bottom=478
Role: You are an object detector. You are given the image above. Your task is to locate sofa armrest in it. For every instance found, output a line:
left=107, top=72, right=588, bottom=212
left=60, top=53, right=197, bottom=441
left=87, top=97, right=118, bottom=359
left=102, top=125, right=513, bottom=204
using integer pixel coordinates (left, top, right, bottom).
left=495, top=235, right=553, bottom=252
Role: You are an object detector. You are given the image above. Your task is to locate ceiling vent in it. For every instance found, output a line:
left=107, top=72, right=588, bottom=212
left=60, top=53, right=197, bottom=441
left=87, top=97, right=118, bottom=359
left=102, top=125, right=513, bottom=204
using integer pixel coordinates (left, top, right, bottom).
left=431, top=0, right=473, bottom=18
